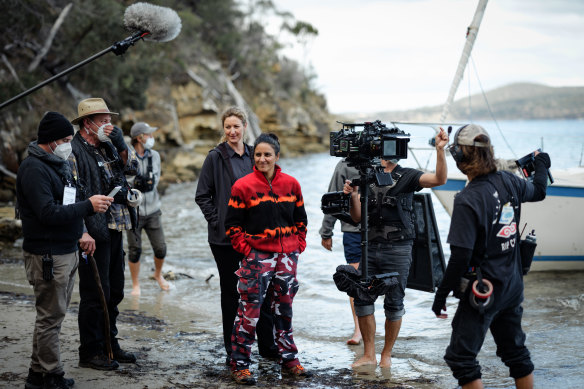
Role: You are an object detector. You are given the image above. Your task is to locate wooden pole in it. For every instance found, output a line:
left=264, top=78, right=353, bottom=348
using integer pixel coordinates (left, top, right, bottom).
left=87, top=254, right=114, bottom=361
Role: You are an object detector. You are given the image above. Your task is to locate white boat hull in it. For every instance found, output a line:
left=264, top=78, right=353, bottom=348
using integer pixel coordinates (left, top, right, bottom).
left=433, top=170, right=584, bottom=271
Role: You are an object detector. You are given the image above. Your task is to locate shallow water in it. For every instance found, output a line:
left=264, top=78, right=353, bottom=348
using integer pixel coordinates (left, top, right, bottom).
left=2, top=121, right=584, bottom=388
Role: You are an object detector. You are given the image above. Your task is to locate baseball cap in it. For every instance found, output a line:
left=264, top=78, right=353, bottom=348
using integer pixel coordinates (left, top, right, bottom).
left=455, top=124, right=490, bottom=147
left=130, top=122, right=158, bottom=138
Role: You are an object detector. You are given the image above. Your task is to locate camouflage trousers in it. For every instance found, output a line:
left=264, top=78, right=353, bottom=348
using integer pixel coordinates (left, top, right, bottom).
left=230, top=249, right=300, bottom=370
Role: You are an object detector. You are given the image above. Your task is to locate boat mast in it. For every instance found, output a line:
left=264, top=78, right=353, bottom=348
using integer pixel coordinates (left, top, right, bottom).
left=439, top=0, right=488, bottom=124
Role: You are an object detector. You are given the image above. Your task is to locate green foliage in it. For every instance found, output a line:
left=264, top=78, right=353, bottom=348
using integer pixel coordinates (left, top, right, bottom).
left=283, top=21, right=319, bottom=38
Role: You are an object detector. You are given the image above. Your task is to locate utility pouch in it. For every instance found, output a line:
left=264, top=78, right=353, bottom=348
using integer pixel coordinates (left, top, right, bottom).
left=42, top=254, right=54, bottom=281
left=519, top=239, right=536, bottom=275
left=455, top=272, right=475, bottom=299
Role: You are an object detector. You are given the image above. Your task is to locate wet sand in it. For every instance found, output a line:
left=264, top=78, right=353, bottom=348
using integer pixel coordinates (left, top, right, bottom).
left=0, top=252, right=438, bottom=389
left=0, top=290, right=435, bottom=389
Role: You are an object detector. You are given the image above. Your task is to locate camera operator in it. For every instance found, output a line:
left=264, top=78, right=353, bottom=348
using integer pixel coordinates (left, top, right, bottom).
left=17, top=112, right=113, bottom=389
left=126, top=122, right=169, bottom=295
left=431, top=124, right=550, bottom=388
left=343, top=127, right=448, bottom=368
left=70, top=98, right=139, bottom=370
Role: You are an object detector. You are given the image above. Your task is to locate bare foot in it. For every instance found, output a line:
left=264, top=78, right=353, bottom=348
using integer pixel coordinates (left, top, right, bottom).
left=131, top=285, right=141, bottom=296
left=346, top=333, right=362, bottom=345
left=379, top=353, right=392, bottom=368
left=154, top=275, right=170, bottom=291
left=351, top=356, right=376, bottom=367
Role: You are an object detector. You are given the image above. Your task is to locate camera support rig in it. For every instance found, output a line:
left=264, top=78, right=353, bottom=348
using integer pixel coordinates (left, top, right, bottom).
left=327, top=120, right=446, bottom=298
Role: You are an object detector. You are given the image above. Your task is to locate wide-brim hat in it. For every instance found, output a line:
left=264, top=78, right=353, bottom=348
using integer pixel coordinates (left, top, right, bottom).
left=130, top=122, right=158, bottom=138
left=71, top=98, right=118, bottom=125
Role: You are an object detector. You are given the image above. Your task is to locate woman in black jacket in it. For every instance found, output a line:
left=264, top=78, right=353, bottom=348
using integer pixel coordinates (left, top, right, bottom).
left=195, top=106, right=277, bottom=362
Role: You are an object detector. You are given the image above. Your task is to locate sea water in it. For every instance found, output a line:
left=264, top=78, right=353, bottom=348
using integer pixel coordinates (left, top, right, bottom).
left=1, top=120, right=583, bottom=388
left=153, top=119, right=583, bottom=387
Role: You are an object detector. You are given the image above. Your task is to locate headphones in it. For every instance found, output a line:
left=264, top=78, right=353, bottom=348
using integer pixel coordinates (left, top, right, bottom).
left=448, top=125, right=468, bottom=163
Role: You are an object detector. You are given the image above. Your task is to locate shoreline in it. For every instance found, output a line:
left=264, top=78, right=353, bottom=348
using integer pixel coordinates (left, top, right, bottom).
left=0, top=280, right=439, bottom=389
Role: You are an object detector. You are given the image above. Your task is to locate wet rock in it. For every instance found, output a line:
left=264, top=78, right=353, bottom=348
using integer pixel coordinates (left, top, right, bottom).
left=0, top=217, right=21, bottom=242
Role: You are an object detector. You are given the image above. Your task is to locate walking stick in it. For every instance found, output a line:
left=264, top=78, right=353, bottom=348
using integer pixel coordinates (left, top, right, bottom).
left=87, top=254, right=114, bottom=361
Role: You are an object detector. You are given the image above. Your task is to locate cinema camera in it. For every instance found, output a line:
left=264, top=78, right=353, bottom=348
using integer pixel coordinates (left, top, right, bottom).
left=322, top=120, right=411, bottom=221
left=323, top=120, right=412, bottom=297
left=330, top=120, right=410, bottom=164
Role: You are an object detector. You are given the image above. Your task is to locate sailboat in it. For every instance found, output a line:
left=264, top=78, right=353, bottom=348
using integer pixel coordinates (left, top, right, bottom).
left=426, top=0, right=584, bottom=271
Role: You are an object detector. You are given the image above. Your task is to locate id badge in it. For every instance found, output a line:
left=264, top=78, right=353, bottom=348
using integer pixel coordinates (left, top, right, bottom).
left=63, top=186, right=76, bottom=205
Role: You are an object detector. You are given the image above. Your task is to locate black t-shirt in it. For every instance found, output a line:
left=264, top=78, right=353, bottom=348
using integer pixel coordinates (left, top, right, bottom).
left=447, top=171, right=534, bottom=290
left=366, top=166, right=423, bottom=198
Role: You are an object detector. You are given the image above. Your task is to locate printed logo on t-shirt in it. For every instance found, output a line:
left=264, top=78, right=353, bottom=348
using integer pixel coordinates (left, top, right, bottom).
left=496, top=222, right=517, bottom=238
left=499, top=202, right=514, bottom=225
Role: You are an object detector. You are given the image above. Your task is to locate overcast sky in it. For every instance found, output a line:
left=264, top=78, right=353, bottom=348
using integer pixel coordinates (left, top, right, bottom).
left=268, top=0, right=584, bottom=114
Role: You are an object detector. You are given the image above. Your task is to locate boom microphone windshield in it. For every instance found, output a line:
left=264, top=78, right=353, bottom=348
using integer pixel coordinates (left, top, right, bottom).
left=124, top=2, right=182, bottom=42
left=0, top=2, right=182, bottom=110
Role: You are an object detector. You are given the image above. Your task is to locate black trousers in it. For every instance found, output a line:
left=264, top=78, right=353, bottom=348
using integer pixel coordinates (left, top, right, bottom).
left=444, top=288, right=534, bottom=386
left=210, top=244, right=277, bottom=357
left=78, top=230, right=125, bottom=361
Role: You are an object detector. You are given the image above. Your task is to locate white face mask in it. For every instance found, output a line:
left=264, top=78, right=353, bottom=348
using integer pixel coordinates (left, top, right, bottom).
left=144, top=137, right=155, bottom=149
left=51, top=142, right=72, bottom=160
left=86, top=121, right=111, bottom=142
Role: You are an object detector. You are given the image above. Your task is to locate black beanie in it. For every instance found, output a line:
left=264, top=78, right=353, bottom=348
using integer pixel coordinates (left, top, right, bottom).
left=37, top=111, right=75, bottom=144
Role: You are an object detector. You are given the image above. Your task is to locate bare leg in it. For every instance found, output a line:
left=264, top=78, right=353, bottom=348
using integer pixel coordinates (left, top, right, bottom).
left=346, top=262, right=362, bottom=345
left=346, top=297, right=362, bottom=344
left=462, top=379, right=484, bottom=389
left=379, top=318, right=401, bottom=368
left=129, top=261, right=141, bottom=296
left=351, top=314, right=376, bottom=367
left=153, top=256, right=169, bottom=291
left=515, top=373, right=533, bottom=389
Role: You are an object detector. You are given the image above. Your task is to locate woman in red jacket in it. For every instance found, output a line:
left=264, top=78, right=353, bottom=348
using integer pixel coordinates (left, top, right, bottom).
left=225, top=133, right=311, bottom=385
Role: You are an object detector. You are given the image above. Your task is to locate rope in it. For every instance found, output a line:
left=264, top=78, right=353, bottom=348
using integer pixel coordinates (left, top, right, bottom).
left=469, top=56, right=517, bottom=158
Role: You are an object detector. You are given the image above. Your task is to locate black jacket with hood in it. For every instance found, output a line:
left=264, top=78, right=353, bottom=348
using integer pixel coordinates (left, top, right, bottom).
left=16, top=142, right=94, bottom=255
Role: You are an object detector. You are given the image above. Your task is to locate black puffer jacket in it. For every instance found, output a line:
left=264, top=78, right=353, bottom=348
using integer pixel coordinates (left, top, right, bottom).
left=16, top=142, right=94, bottom=255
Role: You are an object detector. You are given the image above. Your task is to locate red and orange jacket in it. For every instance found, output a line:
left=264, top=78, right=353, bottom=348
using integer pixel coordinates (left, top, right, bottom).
left=225, top=165, right=307, bottom=256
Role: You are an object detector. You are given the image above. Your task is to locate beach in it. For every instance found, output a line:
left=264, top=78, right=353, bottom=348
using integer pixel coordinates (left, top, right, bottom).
left=0, top=263, right=435, bottom=389
left=3, top=129, right=584, bottom=389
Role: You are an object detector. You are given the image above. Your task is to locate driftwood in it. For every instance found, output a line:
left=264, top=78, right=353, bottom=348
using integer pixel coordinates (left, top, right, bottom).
left=1, top=54, right=32, bottom=110
left=28, top=3, right=73, bottom=72
left=190, top=60, right=262, bottom=143
left=0, top=164, right=17, bottom=180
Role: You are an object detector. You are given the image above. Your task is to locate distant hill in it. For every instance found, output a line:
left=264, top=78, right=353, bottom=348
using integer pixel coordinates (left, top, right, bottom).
left=358, top=83, right=584, bottom=122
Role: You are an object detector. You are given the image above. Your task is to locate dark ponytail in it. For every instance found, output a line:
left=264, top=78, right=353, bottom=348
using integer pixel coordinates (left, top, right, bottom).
left=254, top=133, right=280, bottom=155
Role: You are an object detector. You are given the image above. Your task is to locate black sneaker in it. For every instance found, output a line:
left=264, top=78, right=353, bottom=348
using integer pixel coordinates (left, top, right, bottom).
left=42, top=373, right=74, bottom=389
left=113, top=349, right=136, bottom=364
left=25, top=369, right=43, bottom=389
left=79, top=354, right=119, bottom=371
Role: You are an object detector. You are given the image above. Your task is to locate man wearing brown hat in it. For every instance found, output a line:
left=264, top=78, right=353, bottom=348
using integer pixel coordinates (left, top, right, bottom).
left=126, top=122, right=169, bottom=295
left=17, top=111, right=113, bottom=389
left=70, top=98, right=140, bottom=370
